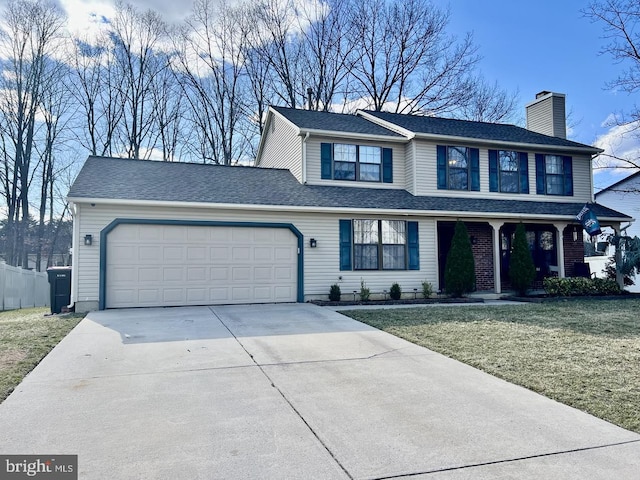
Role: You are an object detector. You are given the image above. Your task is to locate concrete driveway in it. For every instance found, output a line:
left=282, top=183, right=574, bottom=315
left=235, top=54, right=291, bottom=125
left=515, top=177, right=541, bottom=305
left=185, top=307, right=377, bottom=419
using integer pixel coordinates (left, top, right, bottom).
left=0, top=303, right=638, bottom=479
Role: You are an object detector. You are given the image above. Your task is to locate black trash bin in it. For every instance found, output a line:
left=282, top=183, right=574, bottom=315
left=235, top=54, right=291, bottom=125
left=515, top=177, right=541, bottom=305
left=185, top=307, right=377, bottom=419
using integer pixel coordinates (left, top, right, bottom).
left=47, top=267, right=72, bottom=314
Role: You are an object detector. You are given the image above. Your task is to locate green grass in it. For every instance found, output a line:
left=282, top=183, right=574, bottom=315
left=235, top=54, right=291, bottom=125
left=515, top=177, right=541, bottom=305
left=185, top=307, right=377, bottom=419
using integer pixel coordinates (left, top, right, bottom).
left=343, top=299, right=640, bottom=433
left=0, top=307, right=84, bottom=402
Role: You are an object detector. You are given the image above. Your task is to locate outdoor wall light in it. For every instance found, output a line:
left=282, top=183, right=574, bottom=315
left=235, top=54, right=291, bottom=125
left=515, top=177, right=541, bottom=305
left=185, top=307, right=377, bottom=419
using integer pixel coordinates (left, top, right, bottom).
left=84, top=234, right=93, bottom=246
left=309, top=238, right=317, bottom=248
left=470, top=236, right=477, bottom=245
left=573, top=227, right=578, bottom=242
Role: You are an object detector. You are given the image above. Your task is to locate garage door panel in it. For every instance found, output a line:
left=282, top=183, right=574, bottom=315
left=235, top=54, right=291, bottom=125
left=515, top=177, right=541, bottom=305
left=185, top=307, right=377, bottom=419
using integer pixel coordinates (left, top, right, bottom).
left=139, top=267, right=161, bottom=282
left=163, top=267, right=183, bottom=281
left=210, top=267, right=229, bottom=281
left=106, top=224, right=297, bottom=308
left=163, top=246, right=183, bottom=262
left=232, top=247, right=251, bottom=261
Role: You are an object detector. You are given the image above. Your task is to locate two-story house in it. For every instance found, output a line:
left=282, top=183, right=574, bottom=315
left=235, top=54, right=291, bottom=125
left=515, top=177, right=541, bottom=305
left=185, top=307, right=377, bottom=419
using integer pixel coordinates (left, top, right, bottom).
left=67, top=91, right=631, bottom=311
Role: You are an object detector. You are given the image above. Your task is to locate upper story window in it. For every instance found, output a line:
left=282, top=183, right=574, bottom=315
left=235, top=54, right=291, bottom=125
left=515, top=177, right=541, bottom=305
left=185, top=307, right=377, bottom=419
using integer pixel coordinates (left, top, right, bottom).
left=321, top=143, right=393, bottom=183
left=437, top=145, right=480, bottom=191
left=535, top=154, right=573, bottom=196
left=488, top=150, right=529, bottom=194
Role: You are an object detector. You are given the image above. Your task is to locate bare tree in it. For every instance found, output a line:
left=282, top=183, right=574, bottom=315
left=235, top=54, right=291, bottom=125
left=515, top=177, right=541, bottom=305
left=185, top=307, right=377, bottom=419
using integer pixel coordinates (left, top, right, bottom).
left=457, top=78, right=519, bottom=123
left=69, top=36, right=126, bottom=157
left=250, top=0, right=306, bottom=109
left=177, top=0, right=252, bottom=165
left=151, top=52, right=184, bottom=161
left=296, top=0, right=354, bottom=111
left=584, top=0, right=640, bottom=176
left=110, top=1, right=168, bottom=159
left=0, top=0, right=66, bottom=266
left=347, top=0, right=478, bottom=115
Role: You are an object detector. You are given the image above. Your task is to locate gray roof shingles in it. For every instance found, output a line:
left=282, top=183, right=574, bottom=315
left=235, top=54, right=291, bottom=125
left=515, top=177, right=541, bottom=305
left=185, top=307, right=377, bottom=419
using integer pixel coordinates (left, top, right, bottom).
left=271, top=106, right=404, bottom=137
left=362, top=110, right=599, bottom=150
left=68, top=156, right=630, bottom=220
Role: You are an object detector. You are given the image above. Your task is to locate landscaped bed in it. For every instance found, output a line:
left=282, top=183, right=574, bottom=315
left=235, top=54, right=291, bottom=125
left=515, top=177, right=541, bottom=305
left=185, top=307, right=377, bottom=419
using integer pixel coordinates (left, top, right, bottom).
left=342, top=298, right=640, bottom=433
left=0, top=307, right=84, bottom=402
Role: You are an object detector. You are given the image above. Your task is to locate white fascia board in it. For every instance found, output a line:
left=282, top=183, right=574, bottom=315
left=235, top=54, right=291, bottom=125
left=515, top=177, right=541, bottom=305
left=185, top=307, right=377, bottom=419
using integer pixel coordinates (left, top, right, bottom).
left=411, top=132, right=603, bottom=155
left=298, top=128, right=409, bottom=143
left=355, top=110, right=416, bottom=138
left=67, top=196, right=627, bottom=222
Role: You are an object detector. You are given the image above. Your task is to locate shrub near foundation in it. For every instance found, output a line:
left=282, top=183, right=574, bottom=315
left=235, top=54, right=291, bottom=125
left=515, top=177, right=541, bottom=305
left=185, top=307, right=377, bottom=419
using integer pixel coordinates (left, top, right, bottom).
left=543, top=277, right=622, bottom=296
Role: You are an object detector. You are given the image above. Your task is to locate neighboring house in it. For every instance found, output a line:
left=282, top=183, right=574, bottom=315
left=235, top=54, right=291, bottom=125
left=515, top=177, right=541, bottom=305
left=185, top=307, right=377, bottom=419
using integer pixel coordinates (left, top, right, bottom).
left=594, top=171, right=640, bottom=291
left=67, top=91, right=631, bottom=311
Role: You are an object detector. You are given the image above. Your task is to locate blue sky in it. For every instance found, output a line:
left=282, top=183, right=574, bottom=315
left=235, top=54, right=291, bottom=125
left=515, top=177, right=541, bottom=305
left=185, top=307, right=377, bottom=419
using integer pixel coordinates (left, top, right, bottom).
left=17, top=0, right=637, bottom=192
left=443, top=0, right=638, bottom=191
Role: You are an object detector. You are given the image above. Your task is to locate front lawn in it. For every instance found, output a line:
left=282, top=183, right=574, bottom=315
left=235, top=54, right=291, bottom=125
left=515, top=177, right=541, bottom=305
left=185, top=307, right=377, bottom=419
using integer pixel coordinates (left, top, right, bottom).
left=343, top=299, right=640, bottom=433
left=0, top=307, right=84, bottom=402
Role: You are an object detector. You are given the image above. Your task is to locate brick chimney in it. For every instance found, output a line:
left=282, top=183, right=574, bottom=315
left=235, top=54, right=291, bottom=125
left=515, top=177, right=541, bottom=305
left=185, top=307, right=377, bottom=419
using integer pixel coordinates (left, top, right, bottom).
left=525, top=91, right=566, bottom=139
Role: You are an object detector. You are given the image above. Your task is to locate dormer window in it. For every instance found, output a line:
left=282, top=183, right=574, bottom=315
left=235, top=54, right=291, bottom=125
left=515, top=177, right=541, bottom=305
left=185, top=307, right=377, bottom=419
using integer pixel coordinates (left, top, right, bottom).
left=321, top=143, right=393, bottom=183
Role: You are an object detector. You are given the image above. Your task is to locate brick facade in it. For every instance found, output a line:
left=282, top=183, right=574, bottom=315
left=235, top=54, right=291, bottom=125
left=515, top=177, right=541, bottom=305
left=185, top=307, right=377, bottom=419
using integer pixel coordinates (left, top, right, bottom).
left=466, top=222, right=494, bottom=292
left=563, top=225, right=585, bottom=277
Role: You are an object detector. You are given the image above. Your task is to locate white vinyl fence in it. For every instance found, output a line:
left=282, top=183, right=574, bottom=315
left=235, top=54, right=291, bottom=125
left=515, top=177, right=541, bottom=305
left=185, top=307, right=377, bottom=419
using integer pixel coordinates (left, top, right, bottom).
left=0, top=263, right=50, bottom=311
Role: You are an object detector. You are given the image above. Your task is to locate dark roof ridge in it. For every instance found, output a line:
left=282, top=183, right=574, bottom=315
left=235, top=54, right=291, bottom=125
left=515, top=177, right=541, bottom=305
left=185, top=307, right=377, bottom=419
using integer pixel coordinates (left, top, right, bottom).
left=84, top=155, right=291, bottom=172
left=359, top=109, right=520, bottom=128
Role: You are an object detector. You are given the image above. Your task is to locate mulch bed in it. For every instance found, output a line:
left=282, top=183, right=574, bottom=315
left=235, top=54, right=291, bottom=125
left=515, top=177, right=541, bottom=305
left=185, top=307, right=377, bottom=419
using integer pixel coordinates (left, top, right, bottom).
left=310, top=297, right=484, bottom=307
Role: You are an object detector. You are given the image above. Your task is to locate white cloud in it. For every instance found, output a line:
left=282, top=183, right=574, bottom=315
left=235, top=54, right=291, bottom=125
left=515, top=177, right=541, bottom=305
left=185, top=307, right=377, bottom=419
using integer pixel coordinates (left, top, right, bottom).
left=60, top=0, right=115, bottom=44
left=593, top=116, right=640, bottom=179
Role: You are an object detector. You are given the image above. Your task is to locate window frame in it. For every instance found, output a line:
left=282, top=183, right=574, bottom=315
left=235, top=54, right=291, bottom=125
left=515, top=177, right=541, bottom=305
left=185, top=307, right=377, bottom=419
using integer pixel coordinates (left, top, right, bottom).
left=544, top=155, right=564, bottom=196
left=446, top=146, right=470, bottom=190
left=333, top=144, right=382, bottom=183
left=353, top=219, right=407, bottom=271
left=498, top=150, right=520, bottom=193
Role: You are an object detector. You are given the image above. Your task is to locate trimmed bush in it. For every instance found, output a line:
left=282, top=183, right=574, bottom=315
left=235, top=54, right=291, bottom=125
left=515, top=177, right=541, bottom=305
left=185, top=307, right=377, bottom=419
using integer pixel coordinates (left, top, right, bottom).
left=444, top=221, right=475, bottom=297
left=543, top=277, right=622, bottom=297
left=359, top=278, right=371, bottom=302
left=329, top=284, right=341, bottom=301
left=422, top=281, right=433, bottom=299
left=509, top=223, right=536, bottom=296
left=390, top=282, right=402, bottom=300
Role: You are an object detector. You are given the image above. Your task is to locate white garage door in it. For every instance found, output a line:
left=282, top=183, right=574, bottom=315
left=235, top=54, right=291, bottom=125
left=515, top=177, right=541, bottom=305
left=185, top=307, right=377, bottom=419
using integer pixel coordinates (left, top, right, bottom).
left=105, top=224, right=298, bottom=308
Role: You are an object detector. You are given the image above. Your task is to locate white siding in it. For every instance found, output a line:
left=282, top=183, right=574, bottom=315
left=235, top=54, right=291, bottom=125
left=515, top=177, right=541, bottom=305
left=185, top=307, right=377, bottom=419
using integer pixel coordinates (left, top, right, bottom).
left=305, top=136, right=407, bottom=189
left=405, top=141, right=416, bottom=194
left=413, top=140, right=593, bottom=203
left=258, top=113, right=302, bottom=181
left=74, top=203, right=439, bottom=305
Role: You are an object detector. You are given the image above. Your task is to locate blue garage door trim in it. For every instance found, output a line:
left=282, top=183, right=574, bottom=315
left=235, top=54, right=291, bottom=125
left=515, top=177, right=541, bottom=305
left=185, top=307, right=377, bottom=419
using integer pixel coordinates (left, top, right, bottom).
left=99, top=218, right=305, bottom=310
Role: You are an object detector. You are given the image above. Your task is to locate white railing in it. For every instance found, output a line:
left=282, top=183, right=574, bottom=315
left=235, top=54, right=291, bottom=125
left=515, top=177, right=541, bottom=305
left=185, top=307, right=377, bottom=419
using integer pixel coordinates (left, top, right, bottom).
left=0, top=263, right=50, bottom=311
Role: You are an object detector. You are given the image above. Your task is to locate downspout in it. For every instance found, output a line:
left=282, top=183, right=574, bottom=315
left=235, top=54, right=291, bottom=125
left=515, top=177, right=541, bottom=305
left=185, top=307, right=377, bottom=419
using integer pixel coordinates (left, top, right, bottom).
left=70, top=202, right=79, bottom=308
left=590, top=153, right=597, bottom=203
left=302, top=132, right=310, bottom=184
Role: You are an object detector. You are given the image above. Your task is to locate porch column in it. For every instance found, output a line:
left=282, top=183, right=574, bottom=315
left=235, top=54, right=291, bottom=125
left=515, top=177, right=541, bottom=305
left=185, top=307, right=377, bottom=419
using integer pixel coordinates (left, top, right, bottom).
left=489, top=221, right=504, bottom=294
left=612, top=223, right=624, bottom=288
left=554, top=222, right=568, bottom=278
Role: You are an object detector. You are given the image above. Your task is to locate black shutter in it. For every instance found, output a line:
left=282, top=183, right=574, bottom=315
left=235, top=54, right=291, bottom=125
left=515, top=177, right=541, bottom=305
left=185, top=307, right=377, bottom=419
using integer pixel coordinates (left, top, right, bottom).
left=519, top=152, right=529, bottom=194
left=407, top=221, right=419, bottom=270
left=470, top=148, right=480, bottom=191
left=437, top=146, right=447, bottom=189
left=382, top=148, right=393, bottom=183
left=535, top=154, right=545, bottom=194
left=339, top=219, right=352, bottom=271
left=488, top=150, right=498, bottom=192
left=321, top=143, right=332, bottom=179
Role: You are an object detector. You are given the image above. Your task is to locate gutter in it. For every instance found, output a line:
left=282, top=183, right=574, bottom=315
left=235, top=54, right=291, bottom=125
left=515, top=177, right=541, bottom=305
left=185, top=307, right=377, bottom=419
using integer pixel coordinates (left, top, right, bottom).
left=66, top=196, right=631, bottom=223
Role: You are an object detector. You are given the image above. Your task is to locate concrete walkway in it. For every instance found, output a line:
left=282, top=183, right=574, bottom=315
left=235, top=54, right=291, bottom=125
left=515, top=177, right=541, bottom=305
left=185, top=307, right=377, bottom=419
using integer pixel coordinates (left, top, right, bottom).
left=0, top=303, right=637, bottom=479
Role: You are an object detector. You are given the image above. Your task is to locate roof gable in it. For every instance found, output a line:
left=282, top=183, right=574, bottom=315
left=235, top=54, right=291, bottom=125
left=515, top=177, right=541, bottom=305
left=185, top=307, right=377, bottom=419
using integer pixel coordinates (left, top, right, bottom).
left=270, top=106, right=404, bottom=138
